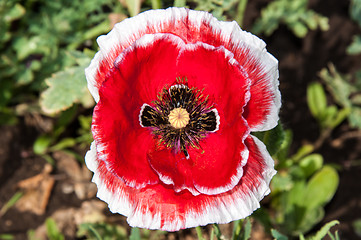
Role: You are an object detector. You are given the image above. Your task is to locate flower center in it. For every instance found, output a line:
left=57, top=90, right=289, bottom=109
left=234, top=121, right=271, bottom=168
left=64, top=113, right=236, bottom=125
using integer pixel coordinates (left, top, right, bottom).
left=139, top=81, right=220, bottom=155
left=168, top=107, right=190, bottom=129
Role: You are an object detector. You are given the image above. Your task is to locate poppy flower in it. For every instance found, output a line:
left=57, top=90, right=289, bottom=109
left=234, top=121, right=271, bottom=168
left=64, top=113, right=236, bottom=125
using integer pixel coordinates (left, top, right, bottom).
left=85, top=7, right=280, bottom=231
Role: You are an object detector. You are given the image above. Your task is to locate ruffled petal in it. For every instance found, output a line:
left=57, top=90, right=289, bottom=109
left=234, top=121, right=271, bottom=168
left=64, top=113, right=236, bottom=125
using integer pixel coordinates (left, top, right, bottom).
left=187, top=123, right=249, bottom=195
left=92, top=95, right=159, bottom=188
left=85, top=8, right=279, bottom=116
left=221, top=23, right=280, bottom=131
left=112, top=33, right=186, bottom=103
left=239, top=53, right=280, bottom=132
left=85, top=134, right=276, bottom=231
left=147, top=145, right=200, bottom=195
left=145, top=42, right=251, bottom=196
left=92, top=33, right=193, bottom=188
left=176, top=42, right=250, bottom=128
left=148, top=123, right=249, bottom=196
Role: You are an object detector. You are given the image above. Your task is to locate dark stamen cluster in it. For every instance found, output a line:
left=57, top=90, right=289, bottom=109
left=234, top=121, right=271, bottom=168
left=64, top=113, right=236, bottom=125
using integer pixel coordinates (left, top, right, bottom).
left=140, top=80, right=219, bottom=157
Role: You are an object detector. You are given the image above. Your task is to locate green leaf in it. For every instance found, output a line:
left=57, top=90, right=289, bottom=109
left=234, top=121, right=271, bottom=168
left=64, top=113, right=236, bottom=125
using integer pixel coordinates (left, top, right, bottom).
left=327, top=230, right=340, bottom=240
left=213, top=224, right=223, bottom=240
left=271, top=172, right=294, bottom=193
left=129, top=227, right=141, bottom=240
left=196, top=226, right=206, bottom=240
left=33, top=135, right=52, bottom=155
left=349, top=107, right=361, bottom=128
left=232, top=220, right=243, bottom=240
left=252, top=0, right=329, bottom=38
left=291, top=22, right=308, bottom=38
left=286, top=180, right=307, bottom=207
left=271, top=229, right=288, bottom=240
left=318, top=64, right=353, bottom=107
left=77, top=223, right=127, bottom=240
left=194, top=0, right=240, bottom=20
left=240, top=218, right=252, bottom=240
left=276, top=129, right=293, bottom=163
left=174, top=0, right=187, bottom=7
left=303, top=166, right=339, bottom=210
left=3, top=3, right=26, bottom=23
left=0, top=234, right=14, bottom=240
left=13, top=36, right=52, bottom=61
left=297, top=207, right=325, bottom=235
left=308, top=220, right=339, bottom=240
left=252, top=208, right=272, bottom=233
left=350, top=0, right=361, bottom=28
left=125, top=0, right=141, bottom=17
left=42, top=154, right=56, bottom=166
left=322, top=105, right=337, bottom=128
left=0, top=191, right=23, bottom=217
left=291, top=144, right=314, bottom=162
left=328, top=107, right=350, bottom=128
left=299, top=154, right=323, bottom=178
left=49, top=138, right=76, bottom=152
left=15, top=66, right=34, bottom=85
left=45, top=218, right=65, bottom=240
left=232, top=219, right=252, bottom=240
left=77, top=224, right=102, bottom=240
left=40, top=65, right=91, bottom=114
left=262, top=123, right=286, bottom=156
left=353, top=219, right=361, bottom=237
left=347, top=35, right=361, bottom=55
left=307, top=82, right=327, bottom=120
left=318, top=63, right=361, bottom=129
left=151, top=0, right=162, bottom=9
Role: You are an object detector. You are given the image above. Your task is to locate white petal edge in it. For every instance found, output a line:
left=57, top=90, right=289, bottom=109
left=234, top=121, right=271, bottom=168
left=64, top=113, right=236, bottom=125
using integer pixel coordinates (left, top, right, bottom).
left=218, top=20, right=281, bottom=132
left=85, top=8, right=280, bottom=127
left=85, top=134, right=276, bottom=231
left=177, top=134, right=277, bottom=231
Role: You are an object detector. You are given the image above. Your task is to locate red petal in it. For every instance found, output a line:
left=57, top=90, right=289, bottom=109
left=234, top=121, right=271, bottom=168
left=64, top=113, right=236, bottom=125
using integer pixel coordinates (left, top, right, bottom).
left=87, top=9, right=279, bottom=131
left=148, top=122, right=248, bottom=196
left=187, top=124, right=248, bottom=195
left=93, top=34, right=202, bottom=188
left=145, top=43, right=251, bottom=195
left=92, top=96, right=159, bottom=187
left=85, top=134, right=275, bottom=231
left=113, top=33, right=185, bottom=103
left=176, top=43, right=250, bottom=127
left=147, top=145, right=199, bottom=195
left=239, top=55, right=280, bottom=131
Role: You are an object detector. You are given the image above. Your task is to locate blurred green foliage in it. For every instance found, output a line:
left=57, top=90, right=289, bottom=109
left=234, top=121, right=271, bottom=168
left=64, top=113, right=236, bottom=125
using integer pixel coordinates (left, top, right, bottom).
left=40, top=51, right=94, bottom=114
left=256, top=123, right=339, bottom=237
left=347, top=0, right=361, bottom=54
left=192, top=0, right=239, bottom=20
left=45, top=218, right=65, bottom=240
left=77, top=222, right=128, bottom=240
left=318, top=64, right=361, bottom=129
left=271, top=220, right=339, bottom=240
left=353, top=219, right=361, bottom=237
left=252, top=0, right=329, bottom=37
left=0, top=0, right=121, bottom=125
left=307, top=81, right=350, bottom=131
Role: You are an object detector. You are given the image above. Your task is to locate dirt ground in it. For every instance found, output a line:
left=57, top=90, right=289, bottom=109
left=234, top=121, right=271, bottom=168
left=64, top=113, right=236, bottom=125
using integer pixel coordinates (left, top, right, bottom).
left=1, top=0, right=361, bottom=239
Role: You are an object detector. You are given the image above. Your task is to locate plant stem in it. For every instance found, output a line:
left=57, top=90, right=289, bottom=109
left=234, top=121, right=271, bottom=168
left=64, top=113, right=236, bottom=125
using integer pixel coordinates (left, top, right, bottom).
left=196, top=226, right=205, bottom=240
left=213, top=224, right=222, bottom=240
left=151, top=0, right=162, bottom=9
left=232, top=219, right=244, bottom=240
left=236, top=0, right=248, bottom=28
left=314, top=127, right=333, bottom=150
left=174, top=0, right=186, bottom=7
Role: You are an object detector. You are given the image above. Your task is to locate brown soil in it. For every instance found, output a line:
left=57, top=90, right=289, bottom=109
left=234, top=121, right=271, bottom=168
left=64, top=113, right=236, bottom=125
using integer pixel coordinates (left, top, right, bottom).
left=1, top=0, right=361, bottom=239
